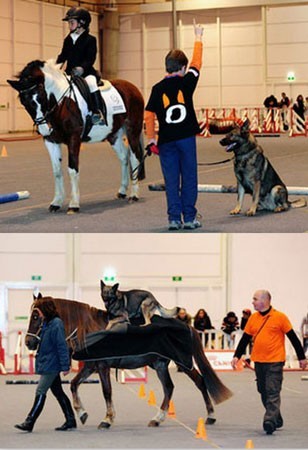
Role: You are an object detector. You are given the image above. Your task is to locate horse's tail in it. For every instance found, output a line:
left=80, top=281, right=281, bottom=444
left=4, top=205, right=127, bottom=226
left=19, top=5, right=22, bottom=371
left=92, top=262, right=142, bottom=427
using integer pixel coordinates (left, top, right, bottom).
left=191, top=327, right=233, bottom=404
left=136, top=133, right=145, bottom=180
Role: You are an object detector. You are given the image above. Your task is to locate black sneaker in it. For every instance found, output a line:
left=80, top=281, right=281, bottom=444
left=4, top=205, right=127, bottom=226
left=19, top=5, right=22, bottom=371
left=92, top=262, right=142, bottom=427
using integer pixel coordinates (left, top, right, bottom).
left=263, top=420, right=276, bottom=435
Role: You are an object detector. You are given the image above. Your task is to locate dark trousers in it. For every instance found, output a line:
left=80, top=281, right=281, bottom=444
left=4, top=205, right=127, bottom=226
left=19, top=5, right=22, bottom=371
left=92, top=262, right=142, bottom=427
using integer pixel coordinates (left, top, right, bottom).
left=159, top=136, right=198, bottom=222
left=254, top=362, right=283, bottom=427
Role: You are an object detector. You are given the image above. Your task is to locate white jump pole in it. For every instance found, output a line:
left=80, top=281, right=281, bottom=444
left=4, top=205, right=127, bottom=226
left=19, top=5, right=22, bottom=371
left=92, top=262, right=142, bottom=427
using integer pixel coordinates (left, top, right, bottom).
left=149, top=184, right=308, bottom=195
left=197, top=185, right=308, bottom=195
left=0, top=191, right=30, bottom=204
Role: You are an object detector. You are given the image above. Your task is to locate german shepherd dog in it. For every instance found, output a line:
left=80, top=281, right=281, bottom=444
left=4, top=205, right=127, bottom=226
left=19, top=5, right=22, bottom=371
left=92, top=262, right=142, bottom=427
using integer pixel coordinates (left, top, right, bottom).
left=220, top=119, right=306, bottom=216
left=100, top=280, right=179, bottom=329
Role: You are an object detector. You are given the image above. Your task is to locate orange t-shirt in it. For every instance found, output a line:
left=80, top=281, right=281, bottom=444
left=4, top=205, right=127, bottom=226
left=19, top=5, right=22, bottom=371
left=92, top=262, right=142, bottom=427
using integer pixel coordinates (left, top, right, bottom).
left=244, top=308, right=292, bottom=362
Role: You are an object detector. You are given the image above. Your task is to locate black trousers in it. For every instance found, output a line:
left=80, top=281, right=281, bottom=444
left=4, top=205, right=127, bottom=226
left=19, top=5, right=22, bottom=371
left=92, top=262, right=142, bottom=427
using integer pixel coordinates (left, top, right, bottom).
left=254, top=362, right=284, bottom=427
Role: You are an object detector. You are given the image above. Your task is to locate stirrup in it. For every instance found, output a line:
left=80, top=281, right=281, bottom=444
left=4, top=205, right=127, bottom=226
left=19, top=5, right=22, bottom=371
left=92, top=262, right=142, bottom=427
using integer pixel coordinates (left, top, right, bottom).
left=92, top=112, right=105, bottom=126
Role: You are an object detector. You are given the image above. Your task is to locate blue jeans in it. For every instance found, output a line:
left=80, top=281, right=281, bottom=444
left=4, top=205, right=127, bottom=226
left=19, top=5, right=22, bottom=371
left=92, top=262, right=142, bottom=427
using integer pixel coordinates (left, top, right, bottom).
left=159, top=136, right=198, bottom=222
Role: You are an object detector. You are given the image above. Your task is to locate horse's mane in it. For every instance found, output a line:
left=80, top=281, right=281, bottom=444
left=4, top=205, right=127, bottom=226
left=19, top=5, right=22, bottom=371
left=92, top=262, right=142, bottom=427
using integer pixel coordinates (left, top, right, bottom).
left=34, top=296, right=107, bottom=344
left=42, top=59, right=67, bottom=85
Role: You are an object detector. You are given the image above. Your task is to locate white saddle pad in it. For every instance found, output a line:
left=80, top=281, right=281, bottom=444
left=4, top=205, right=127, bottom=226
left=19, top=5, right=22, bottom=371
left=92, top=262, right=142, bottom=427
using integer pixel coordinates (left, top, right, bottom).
left=101, top=84, right=126, bottom=115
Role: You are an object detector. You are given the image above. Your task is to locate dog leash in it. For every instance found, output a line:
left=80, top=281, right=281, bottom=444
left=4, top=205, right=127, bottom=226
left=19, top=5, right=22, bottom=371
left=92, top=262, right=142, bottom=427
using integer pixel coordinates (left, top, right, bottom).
left=198, top=156, right=234, bottom=166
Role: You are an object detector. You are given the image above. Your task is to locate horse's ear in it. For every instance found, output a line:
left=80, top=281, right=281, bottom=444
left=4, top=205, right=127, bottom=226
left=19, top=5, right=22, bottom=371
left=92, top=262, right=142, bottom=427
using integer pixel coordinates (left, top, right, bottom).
left=33, top=292, right=43, bottom=301
left=100, top=280, right=106, bottom=290
left=7, top=79, right=21, bottom=92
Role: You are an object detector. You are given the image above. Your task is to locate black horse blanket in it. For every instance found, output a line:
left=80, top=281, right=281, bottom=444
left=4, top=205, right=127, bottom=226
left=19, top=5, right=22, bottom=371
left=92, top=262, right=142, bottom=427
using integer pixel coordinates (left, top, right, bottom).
left=72, top=316, right=193, bottom=370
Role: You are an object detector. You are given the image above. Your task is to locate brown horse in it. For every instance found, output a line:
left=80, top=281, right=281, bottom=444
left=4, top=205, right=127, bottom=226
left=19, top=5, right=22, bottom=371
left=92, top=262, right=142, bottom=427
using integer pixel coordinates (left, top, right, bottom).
left=25, top=295, right=232, bottom=429
left=8, top=60, right=145, bottom=213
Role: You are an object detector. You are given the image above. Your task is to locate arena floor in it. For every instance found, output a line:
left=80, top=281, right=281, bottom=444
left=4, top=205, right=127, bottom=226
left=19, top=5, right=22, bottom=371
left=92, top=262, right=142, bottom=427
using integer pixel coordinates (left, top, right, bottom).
left=0, top=133, right=307, bottom=232
left=0, top=368, right=307, bottom=449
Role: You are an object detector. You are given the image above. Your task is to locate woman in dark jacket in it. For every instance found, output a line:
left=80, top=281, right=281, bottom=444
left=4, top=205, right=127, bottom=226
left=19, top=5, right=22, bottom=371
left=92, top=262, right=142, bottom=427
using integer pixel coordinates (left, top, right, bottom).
left=15, top=299, right=76, bottom=432
left=193, top=309, right=214, bottom=345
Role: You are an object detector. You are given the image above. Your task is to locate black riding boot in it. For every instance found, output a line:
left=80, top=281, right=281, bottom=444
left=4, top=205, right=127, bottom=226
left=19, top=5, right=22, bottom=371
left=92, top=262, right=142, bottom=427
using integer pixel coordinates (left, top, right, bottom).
left=15, top=394, right=46, bottom=432
left=55, top=393, right=77, bottom=431
left=90, top=90, right=107, bottom=126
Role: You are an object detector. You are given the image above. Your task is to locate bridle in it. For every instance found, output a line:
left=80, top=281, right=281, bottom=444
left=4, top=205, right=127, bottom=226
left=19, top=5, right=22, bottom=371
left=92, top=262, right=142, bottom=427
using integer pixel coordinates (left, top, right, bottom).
left=26, top=306, right=78, bottom=345
left=19, top=78, right=73, bottom=127
left=26, top=307, right=44, bottom=343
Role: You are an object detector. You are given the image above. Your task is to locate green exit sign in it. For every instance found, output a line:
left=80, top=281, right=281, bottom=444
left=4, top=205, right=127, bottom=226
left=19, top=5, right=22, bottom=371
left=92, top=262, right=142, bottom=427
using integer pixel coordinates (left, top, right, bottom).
left=31, top=275, right=42, bottom=281
left=172, top=276, right=182, bottom=282
left=104, top=276, right=115, bottom=282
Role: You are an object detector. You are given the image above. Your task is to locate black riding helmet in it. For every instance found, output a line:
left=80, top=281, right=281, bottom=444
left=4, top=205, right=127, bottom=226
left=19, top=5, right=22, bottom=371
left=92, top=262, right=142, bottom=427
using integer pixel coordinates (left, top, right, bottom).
left=63, top=7, right=91, bottom=29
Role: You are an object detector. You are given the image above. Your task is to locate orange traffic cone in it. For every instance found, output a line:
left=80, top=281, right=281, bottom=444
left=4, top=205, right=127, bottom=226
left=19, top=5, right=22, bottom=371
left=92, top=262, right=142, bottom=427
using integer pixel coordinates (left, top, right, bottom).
left=148, top=390, right=156, bottom=406
left=195, top=417, right=207, bottom=440
left=138, top=383, right=146, bottom=398
left=167, top=400, right=176, bottom=418
left=245, top=439, right=254, bottom=448
left=1, top=145, right=8, bottom=157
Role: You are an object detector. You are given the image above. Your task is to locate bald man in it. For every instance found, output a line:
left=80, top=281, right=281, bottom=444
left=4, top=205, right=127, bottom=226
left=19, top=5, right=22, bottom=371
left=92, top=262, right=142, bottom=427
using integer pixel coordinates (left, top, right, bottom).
left=231, top=290, right=307, bottom=435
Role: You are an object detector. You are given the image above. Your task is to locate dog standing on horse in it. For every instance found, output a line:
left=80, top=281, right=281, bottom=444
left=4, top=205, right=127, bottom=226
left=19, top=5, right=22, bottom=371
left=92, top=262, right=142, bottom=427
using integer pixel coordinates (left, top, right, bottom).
left=100, top=280, right=180, bottom=329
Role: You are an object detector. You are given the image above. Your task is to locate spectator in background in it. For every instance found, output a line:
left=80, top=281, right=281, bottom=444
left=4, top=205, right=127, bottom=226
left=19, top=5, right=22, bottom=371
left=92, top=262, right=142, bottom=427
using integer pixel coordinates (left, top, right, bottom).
left=264, top=94, right=278, bottom=110
left=193, top=309, right=214, bottom=346
left=300, top=313, right=308, bottom=354
left=176, top=308, right=192, bottom=326
left=240, top=308, right=252, bottom=354
left=221, top=311, right=239, bottom=349
left=240, top=308, right=252, bottom=330
left=278, top=92, right=290, bottom=131
left=292, top=94, right=306, bottom=131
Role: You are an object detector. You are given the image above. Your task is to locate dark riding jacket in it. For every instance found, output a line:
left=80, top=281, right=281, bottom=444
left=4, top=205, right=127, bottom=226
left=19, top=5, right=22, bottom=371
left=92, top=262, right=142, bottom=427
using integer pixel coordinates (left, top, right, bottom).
left=56, top=31, right=98, bottom=77
left=35, top=317, right=70, bottom=374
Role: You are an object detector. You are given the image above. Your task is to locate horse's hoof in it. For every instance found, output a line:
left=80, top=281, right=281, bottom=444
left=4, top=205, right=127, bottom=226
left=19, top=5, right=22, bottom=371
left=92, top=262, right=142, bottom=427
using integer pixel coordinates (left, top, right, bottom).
left=49, top=204, right=61, bottom=212
left=206, top=417, right=216, bottom=425
left=117, top=193, right=127, bottom=199
left=148, top=420, right=160, bottom=427
left=128, top=196, right=139, bottom=203
left=98, top=421, right=111, bottom=429
left=67, top=207, right=80, bottom=215
left=80, top=412, right=88, bottom=424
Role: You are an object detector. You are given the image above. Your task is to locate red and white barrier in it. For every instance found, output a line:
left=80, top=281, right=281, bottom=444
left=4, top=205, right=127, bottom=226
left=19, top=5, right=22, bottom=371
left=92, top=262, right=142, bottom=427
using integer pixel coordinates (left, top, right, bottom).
left=119, top=367, right=148, bottom=384
left=0, top=332, right=6, bottom=374
left=197, top=106, right=308, bottom=137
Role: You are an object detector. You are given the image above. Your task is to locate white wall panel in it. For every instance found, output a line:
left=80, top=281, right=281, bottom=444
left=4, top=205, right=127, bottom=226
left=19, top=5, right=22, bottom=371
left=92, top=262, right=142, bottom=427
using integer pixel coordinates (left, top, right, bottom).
left=229, top=234, right=308, bottom=332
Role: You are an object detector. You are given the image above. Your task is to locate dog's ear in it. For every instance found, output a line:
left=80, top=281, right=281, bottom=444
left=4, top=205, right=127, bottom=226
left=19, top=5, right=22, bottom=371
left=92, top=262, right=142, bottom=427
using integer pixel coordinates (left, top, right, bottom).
left=241, top=118, right=250, bottom=133
left=112, top=283, right=119, bottom=293
left=100, top=280, right=106, bottom=291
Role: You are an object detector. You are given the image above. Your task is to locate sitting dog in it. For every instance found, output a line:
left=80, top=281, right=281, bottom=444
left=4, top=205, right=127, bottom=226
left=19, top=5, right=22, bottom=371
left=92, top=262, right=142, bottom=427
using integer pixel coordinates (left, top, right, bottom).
left=100, top=280, right=179, bottom=329
left=220, top=118, right=306, bottom=216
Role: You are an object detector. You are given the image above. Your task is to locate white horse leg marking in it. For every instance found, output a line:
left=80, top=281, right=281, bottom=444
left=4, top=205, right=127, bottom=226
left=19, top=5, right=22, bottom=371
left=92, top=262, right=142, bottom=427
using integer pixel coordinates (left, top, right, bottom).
left=152, top=409, right=167, bottom=423
left=129, top=150, right=140, bottom=199
left=67, top=167, right=80, bottom=209
left=111, top=128, right=130, bottom=197
left=44, top=140, right=65, bottom=207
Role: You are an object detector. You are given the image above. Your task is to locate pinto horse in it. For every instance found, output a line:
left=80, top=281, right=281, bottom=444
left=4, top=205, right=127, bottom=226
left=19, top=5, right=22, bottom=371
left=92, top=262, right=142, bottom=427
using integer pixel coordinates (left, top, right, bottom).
left=7, top=60, right=145, bottom=213
left=25, top=295, right=232, bottom=429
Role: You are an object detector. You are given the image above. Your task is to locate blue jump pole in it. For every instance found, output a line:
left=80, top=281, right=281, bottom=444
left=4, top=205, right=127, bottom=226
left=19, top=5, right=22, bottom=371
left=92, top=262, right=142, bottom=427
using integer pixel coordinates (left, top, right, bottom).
left=0, top=191, right=30, bottom=204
